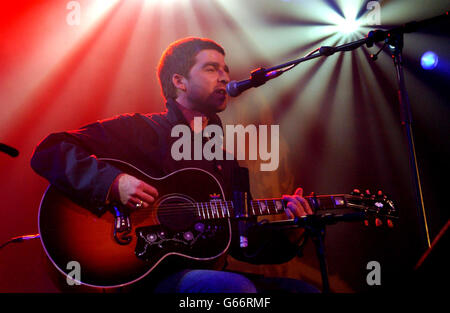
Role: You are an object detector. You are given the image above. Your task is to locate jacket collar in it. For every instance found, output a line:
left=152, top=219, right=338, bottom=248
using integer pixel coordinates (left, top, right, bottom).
left=165, top=98, right=223, bottom=129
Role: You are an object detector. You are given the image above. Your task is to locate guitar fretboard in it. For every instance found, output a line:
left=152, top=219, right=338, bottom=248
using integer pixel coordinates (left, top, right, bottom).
left=193, top=194, right=350, bottom=221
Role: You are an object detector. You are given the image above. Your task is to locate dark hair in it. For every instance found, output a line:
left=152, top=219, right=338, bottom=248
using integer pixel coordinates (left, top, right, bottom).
left=157, top=37, right=225, bottom=100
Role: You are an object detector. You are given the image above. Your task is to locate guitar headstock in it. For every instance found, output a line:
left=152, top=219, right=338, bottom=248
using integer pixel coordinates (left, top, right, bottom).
left=347, top=189, right=398, bottom=228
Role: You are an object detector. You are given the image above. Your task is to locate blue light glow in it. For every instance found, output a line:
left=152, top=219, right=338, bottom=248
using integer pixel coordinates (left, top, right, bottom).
left=421, top=51, right=439, bottom=70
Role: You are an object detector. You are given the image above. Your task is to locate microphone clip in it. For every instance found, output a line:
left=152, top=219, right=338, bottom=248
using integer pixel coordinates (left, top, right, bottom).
left=250, top=67, right=269, bottom=88
left=226, top=66, right=283, bottom=97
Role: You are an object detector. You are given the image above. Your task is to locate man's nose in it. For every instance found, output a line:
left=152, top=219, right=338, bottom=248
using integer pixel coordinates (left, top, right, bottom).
left=218, top=70, right=230, bottom=84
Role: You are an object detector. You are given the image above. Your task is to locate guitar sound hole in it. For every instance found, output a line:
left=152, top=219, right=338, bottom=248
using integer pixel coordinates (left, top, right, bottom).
left=156, top=195, right=197, bottom=232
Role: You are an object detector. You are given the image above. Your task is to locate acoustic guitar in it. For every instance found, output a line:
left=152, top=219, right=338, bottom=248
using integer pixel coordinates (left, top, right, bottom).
left=38, top=158, right=397, bottom=288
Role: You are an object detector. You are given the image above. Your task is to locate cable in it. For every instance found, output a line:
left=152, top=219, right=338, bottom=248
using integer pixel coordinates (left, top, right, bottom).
left=370, top=42, right=387, bottom=61
left=278, top=47, right=321, bottom=75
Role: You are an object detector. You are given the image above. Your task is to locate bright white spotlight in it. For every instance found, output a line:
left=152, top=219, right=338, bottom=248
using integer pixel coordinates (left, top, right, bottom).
left=421, top=51, right=439, bottom=70
left=329, top=4, right=361, bottom=35
left=336, top=17, right=361, bottom=34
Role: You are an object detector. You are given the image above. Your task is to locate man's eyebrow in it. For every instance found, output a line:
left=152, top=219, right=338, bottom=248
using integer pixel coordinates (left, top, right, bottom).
left=203, top=62, right=230, bottom=73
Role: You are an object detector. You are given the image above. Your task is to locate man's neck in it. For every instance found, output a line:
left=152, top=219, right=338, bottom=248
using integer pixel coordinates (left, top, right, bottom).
left=174, top=100, right=209, bottom=132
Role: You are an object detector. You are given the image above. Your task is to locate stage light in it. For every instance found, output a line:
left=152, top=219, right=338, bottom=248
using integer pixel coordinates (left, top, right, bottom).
left=336, top=18, right=361, bottom=34
left=329, top=4, right=361, bottom=36
left=421, top=51, right=439, bottom=70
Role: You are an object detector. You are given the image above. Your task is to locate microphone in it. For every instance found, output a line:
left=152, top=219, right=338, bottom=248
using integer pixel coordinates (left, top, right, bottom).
left=226, top=68, right=283, bottom=97
left=226, top=80, right=253, bottom=98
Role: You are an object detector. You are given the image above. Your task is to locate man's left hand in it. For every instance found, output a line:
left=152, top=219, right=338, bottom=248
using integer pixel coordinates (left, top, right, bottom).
left=282, top=187, right=314, bottom=219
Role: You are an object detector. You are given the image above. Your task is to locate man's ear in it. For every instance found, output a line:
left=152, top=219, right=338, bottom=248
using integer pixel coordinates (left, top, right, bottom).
left=172, top=73, right=187, bottom=92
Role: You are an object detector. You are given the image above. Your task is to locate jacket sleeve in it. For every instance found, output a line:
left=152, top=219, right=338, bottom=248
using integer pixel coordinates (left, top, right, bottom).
left=30, top=114, right=154, bottom=210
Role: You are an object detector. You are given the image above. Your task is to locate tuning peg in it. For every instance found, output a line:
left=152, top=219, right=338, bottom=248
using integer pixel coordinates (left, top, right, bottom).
left=351, top=188, right=365, bottom=198
left=365, top=189, right=372, bottom=198
left=375, top=218, right=383, bottom=227
left=366, top=189, right=378, bottom=201
left=387, top=219, right=394, bottom=228
left=376, top=190, right=384, bottom=199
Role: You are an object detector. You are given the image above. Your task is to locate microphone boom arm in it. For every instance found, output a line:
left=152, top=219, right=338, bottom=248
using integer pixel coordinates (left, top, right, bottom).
left=228, top=11, right=449, bottom=97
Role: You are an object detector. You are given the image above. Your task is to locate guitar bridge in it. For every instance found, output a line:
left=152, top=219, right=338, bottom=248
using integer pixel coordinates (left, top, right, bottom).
left=134, top=222, right=225, bottom=262
left=112, top=206, right=132, bottom=245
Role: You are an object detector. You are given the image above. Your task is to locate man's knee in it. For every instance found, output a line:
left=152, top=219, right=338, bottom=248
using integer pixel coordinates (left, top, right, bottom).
left=179, top=270, right=257, bottom=293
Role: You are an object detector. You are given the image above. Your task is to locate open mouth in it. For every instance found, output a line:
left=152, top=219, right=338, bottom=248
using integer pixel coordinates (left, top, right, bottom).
left=214, top=89, right=227, bottom=96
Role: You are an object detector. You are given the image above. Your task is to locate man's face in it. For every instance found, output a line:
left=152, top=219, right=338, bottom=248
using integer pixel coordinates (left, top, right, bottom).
left=184, top=49, right=230, bottom=114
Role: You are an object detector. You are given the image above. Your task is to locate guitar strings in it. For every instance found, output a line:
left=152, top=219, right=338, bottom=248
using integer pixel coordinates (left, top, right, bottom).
left=123, top=194, right=378, bottom=218
left=130, top=194, right=346, bottom=214
left=129, top=201, right=280, bottom=217
left=130, top=200, right=284, bottom=213
left=128, top=194, right=350, bottom=217
left=130, top=203, right=289, bottom=219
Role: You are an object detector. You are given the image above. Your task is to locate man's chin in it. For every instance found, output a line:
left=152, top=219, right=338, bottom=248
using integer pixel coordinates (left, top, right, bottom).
left=205, top=100, right=227, bottom=114
left=215, top=102, right=227, bottom=113
left=196, top=97, right=228, bottom=114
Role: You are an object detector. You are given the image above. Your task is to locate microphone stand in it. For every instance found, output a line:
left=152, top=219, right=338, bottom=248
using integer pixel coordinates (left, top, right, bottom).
left=249, top=11, right=449, bottom=251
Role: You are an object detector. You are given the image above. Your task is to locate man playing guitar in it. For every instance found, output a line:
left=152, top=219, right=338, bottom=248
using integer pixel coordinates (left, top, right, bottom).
left=31, top=37, right=322, bottom=293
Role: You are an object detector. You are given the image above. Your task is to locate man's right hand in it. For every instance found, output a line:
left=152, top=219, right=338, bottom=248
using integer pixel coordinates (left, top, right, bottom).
left=108, top=173, right=159, bottom=210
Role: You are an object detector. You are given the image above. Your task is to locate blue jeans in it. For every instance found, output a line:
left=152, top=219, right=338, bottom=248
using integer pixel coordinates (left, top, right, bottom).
left=153, top=269, right=320, bottom=293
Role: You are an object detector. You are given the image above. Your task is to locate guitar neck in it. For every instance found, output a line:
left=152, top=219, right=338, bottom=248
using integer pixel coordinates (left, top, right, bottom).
left=247, top=194, right=350, bottom=217
left=194, top=194, right=353, bottom=221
